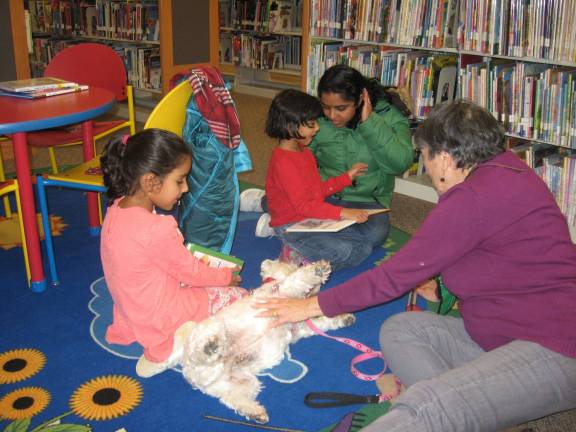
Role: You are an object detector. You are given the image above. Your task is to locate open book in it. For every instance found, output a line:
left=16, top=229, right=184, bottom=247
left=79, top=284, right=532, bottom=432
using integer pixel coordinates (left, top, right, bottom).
left=286, top=209, right=389, bottom=233
left=185, top=242, right=244, bottom=272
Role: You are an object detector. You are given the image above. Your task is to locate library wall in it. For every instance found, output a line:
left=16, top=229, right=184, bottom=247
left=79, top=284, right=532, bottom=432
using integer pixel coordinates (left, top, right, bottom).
left=172, top=0, right=210, bottom=65
left=0, top=2, right=18, bottom=82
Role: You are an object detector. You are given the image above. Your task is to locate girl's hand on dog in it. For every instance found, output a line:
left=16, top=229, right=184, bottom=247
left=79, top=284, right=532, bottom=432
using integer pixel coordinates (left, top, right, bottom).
left=253, top=296, right=323, bottom=328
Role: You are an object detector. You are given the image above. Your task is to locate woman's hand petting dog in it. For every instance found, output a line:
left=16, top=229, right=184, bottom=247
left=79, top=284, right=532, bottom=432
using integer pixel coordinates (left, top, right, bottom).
left=254, top=296, right=323, bottom=327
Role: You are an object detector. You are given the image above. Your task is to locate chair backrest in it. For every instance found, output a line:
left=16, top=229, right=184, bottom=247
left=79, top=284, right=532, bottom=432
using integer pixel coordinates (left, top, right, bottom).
left=44, top=43, right=127, bottom=101
left=143, top=80, right=193, bottom=136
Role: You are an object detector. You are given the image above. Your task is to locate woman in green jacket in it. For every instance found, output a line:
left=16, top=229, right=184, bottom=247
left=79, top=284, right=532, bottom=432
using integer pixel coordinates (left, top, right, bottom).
left=241, top=65, right=413, bottom=266
left=310, top=64, right=414, bottom=247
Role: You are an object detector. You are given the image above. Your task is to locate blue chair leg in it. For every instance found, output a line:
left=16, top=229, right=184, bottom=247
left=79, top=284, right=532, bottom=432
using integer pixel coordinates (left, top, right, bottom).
left=36, top=175, right=59, bottom=286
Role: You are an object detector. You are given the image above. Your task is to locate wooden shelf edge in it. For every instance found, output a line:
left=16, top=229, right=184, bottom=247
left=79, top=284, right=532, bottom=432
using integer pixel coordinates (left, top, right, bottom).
left=394, top=175, right=438, bottom=203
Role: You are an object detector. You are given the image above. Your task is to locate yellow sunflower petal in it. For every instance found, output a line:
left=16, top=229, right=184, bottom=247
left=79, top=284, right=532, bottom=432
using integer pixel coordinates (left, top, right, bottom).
left=70, top=375, right=142, bottom=421
left=0, top=348, right=46, bottom=384
left=0, top=387, right=51, bottom=420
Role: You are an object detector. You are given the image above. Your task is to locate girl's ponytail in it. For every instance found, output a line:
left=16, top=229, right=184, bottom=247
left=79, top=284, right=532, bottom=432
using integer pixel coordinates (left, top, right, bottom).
left=100, top=129, right=190, bottom=205
left=100, top=135, right=129, bottom=204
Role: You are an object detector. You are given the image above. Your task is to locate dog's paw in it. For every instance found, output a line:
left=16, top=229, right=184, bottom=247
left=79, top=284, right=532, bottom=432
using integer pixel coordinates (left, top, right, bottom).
left=312, top=260, right=331, bottom=283
left=339, top=313, right=356, bottom=327
left=278, top=260, right=332, bottom=298
left=241, top=405, right=269, bottom=424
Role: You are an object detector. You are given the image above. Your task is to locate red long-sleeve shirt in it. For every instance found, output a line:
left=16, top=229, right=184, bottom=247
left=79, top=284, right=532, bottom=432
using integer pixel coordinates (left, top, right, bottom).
left=265, top=146, right=352, bottom=227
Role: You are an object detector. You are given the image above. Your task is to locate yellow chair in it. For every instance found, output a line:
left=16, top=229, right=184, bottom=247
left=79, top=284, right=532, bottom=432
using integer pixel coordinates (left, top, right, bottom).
left=143, top=80, right=192, bottom=134
left=36, top=157, right=105, bottom=286
left=0, top=179, right=30, bottom=286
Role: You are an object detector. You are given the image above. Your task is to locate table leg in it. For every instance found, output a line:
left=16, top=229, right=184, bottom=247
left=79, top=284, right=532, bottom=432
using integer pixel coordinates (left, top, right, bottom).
left=81, top=120, right=100, bottom=235
left=12, top=132, right=46, bottom=293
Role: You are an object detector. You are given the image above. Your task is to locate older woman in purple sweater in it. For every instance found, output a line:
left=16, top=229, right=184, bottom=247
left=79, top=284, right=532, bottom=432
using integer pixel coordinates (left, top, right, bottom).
left=256, top=101, right=576, bottom=431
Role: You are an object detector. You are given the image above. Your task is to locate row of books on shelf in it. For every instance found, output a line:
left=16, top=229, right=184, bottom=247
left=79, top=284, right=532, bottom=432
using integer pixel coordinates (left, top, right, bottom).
left=310, top=0, right=459, bottom=48
left=460, top=60, right=576, bottom=148
left=28, top=0, right=159, bottom=42
left=309, top=0, right=575, bottom=64
left=307, top=42, right=576, bottom=148
left=458, top=0, right=575, bottom=63
left=0, top=77, right=88, bottom=99
left=510, top=141, right=576, bottom=227
left=115, top=46, right=161, bottom=91
left=28, top=38, right=161, bottom=91
left=29, top=37, right=70, bottom=77
left=219, top=0, right=303, bottom=33
left=220, top=33, right=301, bottom=70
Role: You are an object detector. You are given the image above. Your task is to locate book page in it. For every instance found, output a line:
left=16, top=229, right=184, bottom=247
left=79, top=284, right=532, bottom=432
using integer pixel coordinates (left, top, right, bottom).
left=286, top=209, right=389, bottom=233
left=185, top=243, right=244, bottom=270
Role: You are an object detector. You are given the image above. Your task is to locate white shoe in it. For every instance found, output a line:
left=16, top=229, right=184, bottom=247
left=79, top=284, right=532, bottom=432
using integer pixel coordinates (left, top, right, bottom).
left=240, top=188, right=265, bottom=212
left=255, top=213, right=275, bottom=238
left=135, top=321, right=196, bottom=378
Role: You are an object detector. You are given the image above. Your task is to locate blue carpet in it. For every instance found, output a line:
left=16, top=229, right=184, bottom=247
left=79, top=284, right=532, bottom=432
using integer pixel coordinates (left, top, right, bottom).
left=1, top=188, right=414, bottom=431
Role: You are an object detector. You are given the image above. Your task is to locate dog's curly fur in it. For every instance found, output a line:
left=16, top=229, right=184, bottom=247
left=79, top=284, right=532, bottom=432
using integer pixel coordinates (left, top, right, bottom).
left=181, top=259, right=355, bottom=423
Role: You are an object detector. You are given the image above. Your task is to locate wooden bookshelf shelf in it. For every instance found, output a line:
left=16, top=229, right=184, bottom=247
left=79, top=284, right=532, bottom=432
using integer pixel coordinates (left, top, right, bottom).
left=217, top=0, right=306, bottom=92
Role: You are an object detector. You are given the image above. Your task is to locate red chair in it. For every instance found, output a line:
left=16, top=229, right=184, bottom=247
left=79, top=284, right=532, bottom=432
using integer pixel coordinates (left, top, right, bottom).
left=26, top=43, right=136, bottom=173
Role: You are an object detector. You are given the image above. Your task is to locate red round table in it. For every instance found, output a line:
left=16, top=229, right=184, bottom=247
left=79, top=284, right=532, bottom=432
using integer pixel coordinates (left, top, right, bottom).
left=0, top=87, right=115, bottom=292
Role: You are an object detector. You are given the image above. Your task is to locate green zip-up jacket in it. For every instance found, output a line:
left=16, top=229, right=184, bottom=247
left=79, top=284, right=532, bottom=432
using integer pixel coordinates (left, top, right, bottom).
left=310, top=99, right=413, bottom=208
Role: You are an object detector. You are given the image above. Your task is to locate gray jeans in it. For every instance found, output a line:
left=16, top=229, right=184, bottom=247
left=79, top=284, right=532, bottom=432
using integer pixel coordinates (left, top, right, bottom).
left=363, top=312, right=576, bottom=432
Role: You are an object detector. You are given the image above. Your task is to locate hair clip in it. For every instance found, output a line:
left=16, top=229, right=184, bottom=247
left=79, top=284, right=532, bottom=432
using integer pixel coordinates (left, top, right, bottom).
left=121, top=134, right=130, bottom=145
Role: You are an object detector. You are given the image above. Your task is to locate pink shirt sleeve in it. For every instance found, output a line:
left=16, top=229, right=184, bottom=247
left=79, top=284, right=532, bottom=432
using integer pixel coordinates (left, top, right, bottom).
left=144, top=215, right=233, bottom=287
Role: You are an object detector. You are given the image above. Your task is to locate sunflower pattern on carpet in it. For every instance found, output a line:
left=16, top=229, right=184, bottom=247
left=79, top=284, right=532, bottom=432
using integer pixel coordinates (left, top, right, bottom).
left=0, top=214, right=66, bottom=251
left=0, top=348, right=142, bottom=431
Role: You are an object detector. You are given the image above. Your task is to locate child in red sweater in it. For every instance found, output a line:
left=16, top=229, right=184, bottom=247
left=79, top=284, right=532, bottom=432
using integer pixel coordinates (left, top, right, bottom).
left=262, top=89, right=371, bottom=270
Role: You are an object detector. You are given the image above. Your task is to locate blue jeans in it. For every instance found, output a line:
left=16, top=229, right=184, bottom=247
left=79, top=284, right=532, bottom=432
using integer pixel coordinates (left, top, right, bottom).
left=274, top=198, right=390, bottom=271
left=363, top=312, right=576, bottom=432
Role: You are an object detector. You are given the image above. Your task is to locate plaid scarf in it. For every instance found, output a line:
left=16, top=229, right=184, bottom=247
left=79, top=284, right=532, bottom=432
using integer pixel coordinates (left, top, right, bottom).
left=188, top=66, right=241, bottom=149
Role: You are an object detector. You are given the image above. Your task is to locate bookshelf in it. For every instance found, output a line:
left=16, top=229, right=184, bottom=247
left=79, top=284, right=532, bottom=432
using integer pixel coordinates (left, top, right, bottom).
left=305, top=0, right=576, bottom=241
left=217, top=0, right=307, bottom=96
left=21, top=0, right=217, bottom=95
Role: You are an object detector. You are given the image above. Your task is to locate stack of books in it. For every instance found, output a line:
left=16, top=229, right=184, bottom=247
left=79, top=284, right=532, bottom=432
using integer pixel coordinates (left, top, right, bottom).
left=0, top=77, right=88, bottom=99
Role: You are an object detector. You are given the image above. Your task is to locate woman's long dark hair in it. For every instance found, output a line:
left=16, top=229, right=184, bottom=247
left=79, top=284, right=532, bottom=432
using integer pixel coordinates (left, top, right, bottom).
left=317, top=64, right=411, bottom=129
left=100, top=128, right=191, bottom=204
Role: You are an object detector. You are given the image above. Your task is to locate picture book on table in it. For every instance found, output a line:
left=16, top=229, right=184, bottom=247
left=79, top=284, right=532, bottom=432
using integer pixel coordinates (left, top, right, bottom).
left=0, top=77, right=80, bottom=93
left=0, top=84, right=88, bottom=100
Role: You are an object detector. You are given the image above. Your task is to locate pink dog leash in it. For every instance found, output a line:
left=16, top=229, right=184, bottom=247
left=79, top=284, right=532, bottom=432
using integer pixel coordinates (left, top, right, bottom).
left=304, top=319, right=402, bottom=407
left=305, top=319, right=386, bottom=382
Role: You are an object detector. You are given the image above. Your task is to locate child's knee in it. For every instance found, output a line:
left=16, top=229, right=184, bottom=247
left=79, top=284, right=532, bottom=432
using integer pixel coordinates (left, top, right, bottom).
left=328, top=241, right=372, bottom=270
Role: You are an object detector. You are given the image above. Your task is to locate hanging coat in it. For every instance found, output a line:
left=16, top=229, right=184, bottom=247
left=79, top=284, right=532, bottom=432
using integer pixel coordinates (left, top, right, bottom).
left=178, top=67, right=252, bottom=254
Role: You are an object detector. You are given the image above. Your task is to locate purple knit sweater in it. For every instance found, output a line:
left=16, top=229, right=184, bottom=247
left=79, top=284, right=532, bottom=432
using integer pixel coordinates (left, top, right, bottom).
left=319, top=151, right=576, bottom=358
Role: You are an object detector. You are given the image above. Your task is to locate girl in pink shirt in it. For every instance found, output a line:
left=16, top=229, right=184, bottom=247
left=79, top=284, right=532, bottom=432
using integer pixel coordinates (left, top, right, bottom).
left=100, top=129, right=245, bottom=378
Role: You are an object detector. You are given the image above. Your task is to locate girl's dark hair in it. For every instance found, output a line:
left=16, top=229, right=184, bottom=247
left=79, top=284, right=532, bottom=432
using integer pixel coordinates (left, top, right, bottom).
left=265, top=89, right=323, bottom=140
left=317, top=64, right=411, bottom=129
left=413, top=100, right=506, bottom=169
left=100, top=128, right=191, bottom=204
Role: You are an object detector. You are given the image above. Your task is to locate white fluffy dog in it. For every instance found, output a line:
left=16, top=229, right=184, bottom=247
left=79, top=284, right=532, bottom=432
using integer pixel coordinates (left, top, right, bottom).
left=181, top=259, right=355, bottom=423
